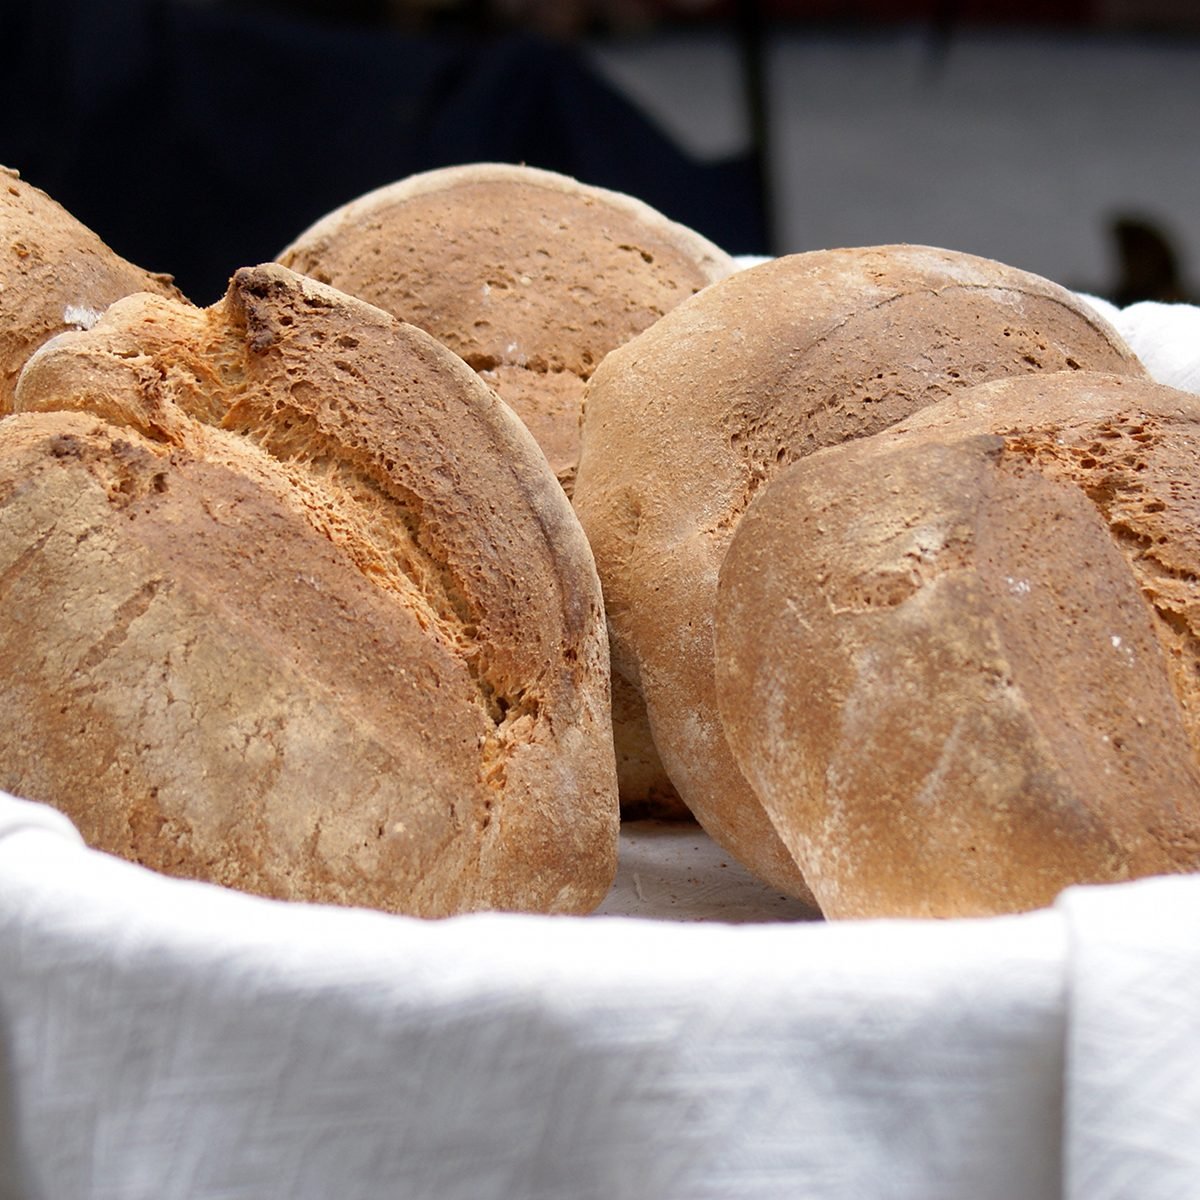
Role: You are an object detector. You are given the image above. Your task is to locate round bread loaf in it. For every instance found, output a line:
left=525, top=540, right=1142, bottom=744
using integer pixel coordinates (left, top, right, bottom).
left=573, top=245, right=1146, bottom=900
left=278, top=162, right=732, bottom=819
left=716, top=371, right=1200, bottom=918
left=276, top=162, right=735, bottom=495
left=1, top=263, right=618, bottom=916
left=1, top=165, right=183, bottom=411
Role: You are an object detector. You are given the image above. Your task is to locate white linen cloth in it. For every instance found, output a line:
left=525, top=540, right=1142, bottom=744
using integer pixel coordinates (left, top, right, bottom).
left=3, top=793, right=1199, bottom=1200
left=1059, top=876, right=1200, bottom=1200
left=0, top=792, right=1066, bottom=1200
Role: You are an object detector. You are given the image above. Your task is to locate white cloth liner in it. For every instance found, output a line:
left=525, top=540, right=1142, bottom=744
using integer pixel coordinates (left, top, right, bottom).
left=3, top=792, right=1200, bottom=1200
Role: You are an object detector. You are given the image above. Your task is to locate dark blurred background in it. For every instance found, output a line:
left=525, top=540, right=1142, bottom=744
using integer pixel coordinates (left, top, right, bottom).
left=2, top=0, right=1197, bottom=304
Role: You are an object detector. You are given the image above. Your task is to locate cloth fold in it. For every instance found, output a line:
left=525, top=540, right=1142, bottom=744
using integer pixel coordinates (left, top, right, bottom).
left=1059, top=875, right=1200, bottom=1200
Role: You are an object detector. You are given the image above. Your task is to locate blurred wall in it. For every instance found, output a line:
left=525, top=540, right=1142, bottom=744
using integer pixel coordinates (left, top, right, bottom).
left=2, top=0, right=1197, bottom=300
left=588, top=22, right=1200, bottom=296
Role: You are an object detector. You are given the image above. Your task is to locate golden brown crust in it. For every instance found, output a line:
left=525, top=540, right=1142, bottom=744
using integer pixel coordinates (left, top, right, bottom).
left=573, top=245, right=1146, bottom=902
left=278, top=162, right=730, bottom=816
left=2, top=264, right=618, bottom=916
left=716, top=372, right=1200, bottom=918
left=0, top=165, right=184, bottom=412
left=276, top=162, right=736, bottom=495
left=889, top=373, right=1200, bottom=759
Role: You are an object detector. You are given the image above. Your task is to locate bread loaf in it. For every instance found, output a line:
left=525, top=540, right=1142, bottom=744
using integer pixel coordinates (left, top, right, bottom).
left=716, top=371, right=1200, bottom=917
left=1, top=264, right=618, bottom=916
left=573, top=245, right=1146, bottom=899
left=1, top=165, right=183, bottom=411
left=279, top=162, right=731, bottom=819
left=276, top=162, right=735, bottom=495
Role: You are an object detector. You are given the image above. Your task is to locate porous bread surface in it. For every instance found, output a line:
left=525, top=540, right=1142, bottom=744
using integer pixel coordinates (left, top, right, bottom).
left=2, top=263, right=618, bottom=916
left=573, top=244, right=1145, bottom=901
left=0, top=165, right=183, bottom=412
left=276, top=162, right=736, bottom=494
left=715, top=372, right=1200, bottom=918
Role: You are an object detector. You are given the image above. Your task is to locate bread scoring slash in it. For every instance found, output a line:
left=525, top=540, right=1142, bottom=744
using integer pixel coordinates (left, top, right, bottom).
left=0, top=264, right=619, bottom=916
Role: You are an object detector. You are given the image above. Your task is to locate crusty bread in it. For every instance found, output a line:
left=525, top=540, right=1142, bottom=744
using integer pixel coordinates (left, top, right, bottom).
left=276, top=162, right=735, bottom=495
left=573, top=245, right=1146, bottom=900
left=0, top=165, right=183, bottom=411
left=1, top=264, right=618, bottom=916
left=716, top=371, right=1200, bottom=918
left=278, top=161, right=730, bottom=817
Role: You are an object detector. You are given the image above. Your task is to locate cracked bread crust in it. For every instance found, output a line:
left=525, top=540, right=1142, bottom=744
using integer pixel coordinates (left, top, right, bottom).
left=1, top=263, right=618, bottom=916
left=573, top=245, right=1146, bottom=901
left=716, top=372, right=1200, bottom=918
left=1, top=165, right=183, bottom=412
